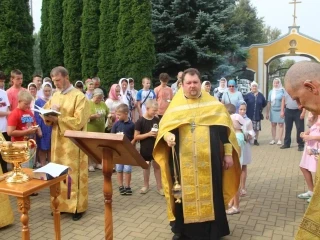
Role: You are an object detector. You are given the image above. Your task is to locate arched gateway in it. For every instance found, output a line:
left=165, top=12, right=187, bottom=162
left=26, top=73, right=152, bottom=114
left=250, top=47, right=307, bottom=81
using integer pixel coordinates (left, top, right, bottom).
left=245, top=25, right=320, bottom=96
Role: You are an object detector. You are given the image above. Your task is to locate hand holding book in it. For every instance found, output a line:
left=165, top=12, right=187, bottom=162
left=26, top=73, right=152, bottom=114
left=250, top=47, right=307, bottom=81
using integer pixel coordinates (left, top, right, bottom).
left=33, top=104, right=61, bottom=117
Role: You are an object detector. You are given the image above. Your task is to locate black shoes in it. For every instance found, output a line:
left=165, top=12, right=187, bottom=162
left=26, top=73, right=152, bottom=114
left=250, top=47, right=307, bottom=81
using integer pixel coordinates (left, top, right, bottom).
left=72, top=212, right=83, bottom=221
left=119, top=186, right=132, bottom=195
left=125, top=187, right=132, bottom=195
left=298, top=146, right=304, bottom=151
left=172, top=233, right=182, bottom=240
left=254, top=140, right=259, bottom=146
left=119, top=186, right=126, bottom=195
left=280, top=145, right=290, bottom=149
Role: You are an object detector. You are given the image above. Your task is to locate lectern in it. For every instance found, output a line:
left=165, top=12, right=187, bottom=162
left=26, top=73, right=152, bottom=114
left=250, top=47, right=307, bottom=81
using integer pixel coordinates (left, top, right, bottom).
left=64, top=131, right=148, bottom=240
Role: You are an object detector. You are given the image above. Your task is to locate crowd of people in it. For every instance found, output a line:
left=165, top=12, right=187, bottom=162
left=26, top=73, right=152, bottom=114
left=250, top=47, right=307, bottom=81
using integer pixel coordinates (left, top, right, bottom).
left=0, top=62, right=319, bottom=240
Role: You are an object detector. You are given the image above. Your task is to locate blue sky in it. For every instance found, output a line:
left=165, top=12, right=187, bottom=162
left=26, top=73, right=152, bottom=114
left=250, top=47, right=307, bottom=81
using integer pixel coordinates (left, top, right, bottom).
left=31, top=0, right=320, bottom=40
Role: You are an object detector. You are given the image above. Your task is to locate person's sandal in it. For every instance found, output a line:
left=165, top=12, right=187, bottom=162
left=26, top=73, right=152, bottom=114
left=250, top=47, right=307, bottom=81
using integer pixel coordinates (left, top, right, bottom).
left=240, top=189, right=247, bottom=197
left=298, top=192, right=312, bottom=199
left=140, top=187, right=149, bottom=194
left=156, top=188, right=164, bottom=196
left=226, top=206, right=240, bottom=215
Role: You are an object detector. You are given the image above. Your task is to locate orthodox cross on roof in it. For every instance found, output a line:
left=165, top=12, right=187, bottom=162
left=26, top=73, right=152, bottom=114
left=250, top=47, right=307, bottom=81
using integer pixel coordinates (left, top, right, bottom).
left=289, top=0, right=302, bottom=26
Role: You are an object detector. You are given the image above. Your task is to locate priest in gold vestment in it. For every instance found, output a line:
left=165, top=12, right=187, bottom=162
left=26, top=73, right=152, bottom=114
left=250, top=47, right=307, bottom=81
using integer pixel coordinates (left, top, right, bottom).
left=154, top=68, right=241, bottom=240
left=0, top=166, right=14, bottom=228
left=44, top=66, right=90, bottom=221
left=284, top=61, right=320, bottom=239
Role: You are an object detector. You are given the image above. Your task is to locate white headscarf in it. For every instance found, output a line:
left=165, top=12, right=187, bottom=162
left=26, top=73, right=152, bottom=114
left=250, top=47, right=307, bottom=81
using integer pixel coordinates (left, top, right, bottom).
left=217, top=78, right=227, bottom=93
left=250, top=81, right=258, bottom=88
left=41, top=82, right=53, bottom=100
left=118, top=78, right=129, bottom=105
left=271, top=78, right=283, bottom=106
left=201, top=81, right=211, bottom=91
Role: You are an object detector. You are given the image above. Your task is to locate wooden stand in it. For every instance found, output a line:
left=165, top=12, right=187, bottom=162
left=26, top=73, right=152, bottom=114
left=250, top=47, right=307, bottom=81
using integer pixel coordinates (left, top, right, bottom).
left=65, top=131, right=148, bottom=240
left=0, top=169, right=66, bottom=240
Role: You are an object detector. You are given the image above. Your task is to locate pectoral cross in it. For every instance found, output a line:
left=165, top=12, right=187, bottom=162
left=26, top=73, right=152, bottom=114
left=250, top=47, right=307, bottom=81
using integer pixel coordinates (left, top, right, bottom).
left=289, top=0, right=302, bottom=26
left=191, top=121, right=196, bottom=133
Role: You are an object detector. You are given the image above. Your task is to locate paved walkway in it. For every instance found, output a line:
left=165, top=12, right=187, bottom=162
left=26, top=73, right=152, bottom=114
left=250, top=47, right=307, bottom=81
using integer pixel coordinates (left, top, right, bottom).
left=1, top=120, right=309, bottom=240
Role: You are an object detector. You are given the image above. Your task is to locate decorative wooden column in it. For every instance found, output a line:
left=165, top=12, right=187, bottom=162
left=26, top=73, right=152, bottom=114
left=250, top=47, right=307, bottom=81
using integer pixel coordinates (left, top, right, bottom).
left=17, top=196, right=31, bottom=240
left=102, top=148, right=114, bottom=240
left=50, top=182, right=61, bottom=240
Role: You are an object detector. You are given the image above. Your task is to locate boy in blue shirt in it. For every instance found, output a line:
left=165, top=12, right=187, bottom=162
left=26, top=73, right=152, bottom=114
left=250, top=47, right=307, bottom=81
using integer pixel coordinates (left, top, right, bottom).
left=111, top=104, right=135, bottom=195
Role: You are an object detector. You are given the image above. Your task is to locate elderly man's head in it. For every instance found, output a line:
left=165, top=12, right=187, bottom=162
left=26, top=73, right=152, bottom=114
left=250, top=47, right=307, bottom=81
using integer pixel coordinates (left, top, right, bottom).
left=284, top=61, right=320, bottom=114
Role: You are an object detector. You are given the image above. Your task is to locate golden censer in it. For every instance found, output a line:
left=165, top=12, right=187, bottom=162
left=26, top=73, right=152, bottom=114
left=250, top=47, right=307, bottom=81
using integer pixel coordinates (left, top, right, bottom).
left=0, top=137, right=37, bottom=183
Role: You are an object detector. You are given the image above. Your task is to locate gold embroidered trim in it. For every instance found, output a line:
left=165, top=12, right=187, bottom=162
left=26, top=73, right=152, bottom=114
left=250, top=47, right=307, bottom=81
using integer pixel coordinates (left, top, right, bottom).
left=300, top=217, right=320, bottom=237
left=179, top=125, right=215, bottom=223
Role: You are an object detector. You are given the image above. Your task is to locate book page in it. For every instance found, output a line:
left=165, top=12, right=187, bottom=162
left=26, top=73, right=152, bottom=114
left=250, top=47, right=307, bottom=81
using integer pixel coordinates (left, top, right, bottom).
left=33, top=163, right=69, bottom=177
left=32, top=105, right=61, bottom=116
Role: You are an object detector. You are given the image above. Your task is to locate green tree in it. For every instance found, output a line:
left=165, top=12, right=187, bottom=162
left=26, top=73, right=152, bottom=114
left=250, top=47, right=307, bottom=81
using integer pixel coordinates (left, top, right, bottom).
left=152, top=0, right=241, bottom=80
left=48, top=0, right=64, bottom=69
left=129, top=0, right=155, bottom=84
left=98, top=0, right=119, bottom=88
left=40, top=0, right=50, bottom=77
left=261, top=25, right=282, bottom=43
left=116, top=0, right=134, bottom=78
left=33, top=32, right=42, bottom=75
left=63, top=0, right=83, bottom=81
left=81, top=0, right=100, bottom=79
left=0, top=0, right=34, bottom=81
left=265, top=27, right=282, bottom=74
left=229, top=0, right=264, bottom=46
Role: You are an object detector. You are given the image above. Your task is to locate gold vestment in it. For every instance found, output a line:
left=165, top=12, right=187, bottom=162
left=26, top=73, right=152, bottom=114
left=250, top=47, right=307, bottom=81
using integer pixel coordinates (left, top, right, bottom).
left=153, top=90, right=241, bottom=223
left=295, top=161, right=320, bottom=239
left=45, top=87, right=90, bottom=213
left=0, top=166, right=14, bottom=227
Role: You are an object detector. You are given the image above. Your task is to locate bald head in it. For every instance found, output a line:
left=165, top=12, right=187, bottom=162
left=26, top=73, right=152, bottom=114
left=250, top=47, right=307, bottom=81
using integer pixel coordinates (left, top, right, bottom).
left=284, top=61, right=320, bottom=114
left=285, top=61, right=320, bottom=89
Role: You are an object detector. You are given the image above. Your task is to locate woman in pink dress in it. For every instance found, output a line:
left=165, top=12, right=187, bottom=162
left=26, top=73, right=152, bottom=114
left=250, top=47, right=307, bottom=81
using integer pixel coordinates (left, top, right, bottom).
left=298, top=113, right=320, bottom=202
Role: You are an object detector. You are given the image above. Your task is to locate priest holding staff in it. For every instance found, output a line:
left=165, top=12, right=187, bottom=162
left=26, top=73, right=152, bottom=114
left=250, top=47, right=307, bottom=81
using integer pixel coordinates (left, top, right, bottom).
left=154, top=68, right=241, bottom=240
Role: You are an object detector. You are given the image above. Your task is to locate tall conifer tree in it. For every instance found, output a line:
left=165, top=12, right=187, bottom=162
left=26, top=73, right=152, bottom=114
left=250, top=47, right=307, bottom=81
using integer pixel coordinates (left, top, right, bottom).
left=98, top=0, right=119, bottom=87
left=81, top=0, right=100, bottom=79
left=116, top=0, right=134, bottom=77
left=48, top=0, right=64, bottom=69
left=130, top=0, right=155, bottom=84
left=0, top=0, right=34, bottom=81
left=63, top=0, right=83, bottom=81
left=40, top=0, right=50, bottom=77
left=152, top=0, right=241, bottom=80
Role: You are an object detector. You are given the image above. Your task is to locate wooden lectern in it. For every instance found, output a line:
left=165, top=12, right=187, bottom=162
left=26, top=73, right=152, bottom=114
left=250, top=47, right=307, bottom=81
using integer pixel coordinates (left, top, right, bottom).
left=64, top=130, right=148, bottom=240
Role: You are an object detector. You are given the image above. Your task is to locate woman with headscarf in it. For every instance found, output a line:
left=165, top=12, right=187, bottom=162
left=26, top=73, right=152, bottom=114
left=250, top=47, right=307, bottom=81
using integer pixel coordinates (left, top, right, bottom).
left=74, top=80, right=85, bottom=94
left=34, top=82, right=53, bottom=166
left=213, top=78, right=227, bottom=101
left=85, top=79, right=95, bottom=99
left=128, top=78, right=139, bottom=122
left=27, top=82, right=38, bottom=112
left=244, top=81, right=267, bottom=145
left=201, top=81, right=212, bottom=94
left=105, top=84, right=122, bottom=132
left=119, top=78, right=135, bottom=120
left=266, top=78, right=285, bottom=145
left=221, top=79, right=244, bottom=111
left=88, top=88, right=109, bottom=171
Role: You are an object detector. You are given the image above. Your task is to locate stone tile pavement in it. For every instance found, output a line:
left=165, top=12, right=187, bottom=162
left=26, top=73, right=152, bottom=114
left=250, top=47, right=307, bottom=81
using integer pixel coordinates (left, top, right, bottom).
left=0, top=120, right=310, bottom=240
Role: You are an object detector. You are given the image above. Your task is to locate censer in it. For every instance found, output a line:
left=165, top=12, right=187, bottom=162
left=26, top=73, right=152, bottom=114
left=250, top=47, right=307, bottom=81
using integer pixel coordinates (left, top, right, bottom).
left=171, top=146, right=182, bottom=203
left=0, top=134, right=37, bottom=183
